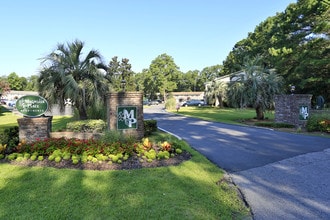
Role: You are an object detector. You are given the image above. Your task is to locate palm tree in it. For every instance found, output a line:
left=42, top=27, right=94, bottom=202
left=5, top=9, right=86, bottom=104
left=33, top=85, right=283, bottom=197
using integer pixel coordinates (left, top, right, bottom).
left=227, top=80, right=246, bottom=109
left=227, top=56, right=284, bottom=119
left=39, top=40, right=108, bottom=120
left=38, top=68, right=66, bottom=113
left=205, top=80, right=227, bottom=107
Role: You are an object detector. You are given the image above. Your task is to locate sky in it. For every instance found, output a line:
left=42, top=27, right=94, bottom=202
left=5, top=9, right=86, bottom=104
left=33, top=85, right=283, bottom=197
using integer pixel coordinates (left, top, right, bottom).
left=0, top=0, right=296, bottom=77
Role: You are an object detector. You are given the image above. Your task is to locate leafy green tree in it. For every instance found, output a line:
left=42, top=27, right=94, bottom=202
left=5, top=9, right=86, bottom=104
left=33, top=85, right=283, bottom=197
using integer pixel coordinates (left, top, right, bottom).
left=0, top=77, right=10, bottom=96
left=227, top=56, right=284, bottom=119
left=20, top=77, right=27, bottom=90
left=176, top=70, right=200, bottom=92
left=25, top=75, right=39, bottom=91
left=145, top=54, right=180, bottom=101
left=7, top=72, right=24, bottom=90
left=222, top=0, right=330, bottom=102
left=134, top=69, right=147, bottom=92
left=39, top=40, right=108, bottom=120
left=200, top=65, right=223, bottom=82
left=106, top=56, right=135, bottom=92
left=270, top=0, right=330, bottom=99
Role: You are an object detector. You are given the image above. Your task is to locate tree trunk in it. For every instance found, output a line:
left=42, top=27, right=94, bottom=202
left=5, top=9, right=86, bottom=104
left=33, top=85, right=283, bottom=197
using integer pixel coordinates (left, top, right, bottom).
left=255, top=105, right=264, bottom=120
left=78, top=108, right=88, bottom=120
left=79, top=86, right=88, bottom=120
left=217, top=95, right=223, bottom=108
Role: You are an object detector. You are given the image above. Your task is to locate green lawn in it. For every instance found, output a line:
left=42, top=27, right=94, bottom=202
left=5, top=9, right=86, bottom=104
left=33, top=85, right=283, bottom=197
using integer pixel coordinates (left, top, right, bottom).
left=0, top=138, right=250, bottom=219
left=0, top=106, right=74, bottom=133
left=52, top=115, right=74, bottom=131
left=0, top=106, right=20, bottom=133
left=173, top=106, right=274, bottom=124
left=0, top=108, right=251, bottom=219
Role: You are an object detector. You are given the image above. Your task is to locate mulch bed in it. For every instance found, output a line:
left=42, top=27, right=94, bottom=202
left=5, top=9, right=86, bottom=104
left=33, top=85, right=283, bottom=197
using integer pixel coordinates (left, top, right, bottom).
left=1, top=151, right=192, bottom=171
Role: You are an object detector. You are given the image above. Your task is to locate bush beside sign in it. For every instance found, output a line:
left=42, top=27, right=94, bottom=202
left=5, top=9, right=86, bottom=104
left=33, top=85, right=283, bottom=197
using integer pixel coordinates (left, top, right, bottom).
left=16, top=95, right=48, bottom=117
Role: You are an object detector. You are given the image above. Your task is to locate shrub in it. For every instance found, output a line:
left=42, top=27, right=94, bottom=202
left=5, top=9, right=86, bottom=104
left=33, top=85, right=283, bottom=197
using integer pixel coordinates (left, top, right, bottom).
left=165, top=96, right=176, bottom=110
left=144, top=120, right=157, bottom=136
left=87, top=103, right=106, bottom=120
left=30, top=155, right=37, bottom=161
left=157, top=151, right=170, bottom=159
left=0, top=126, right=19, bottom=153
left=254, top=122, right=295, bottom=128
left=306, top=114, right=330, bottom=133
left=100, top=130, right=127, bottom=144
left=66, top=120, right=106, bottom=133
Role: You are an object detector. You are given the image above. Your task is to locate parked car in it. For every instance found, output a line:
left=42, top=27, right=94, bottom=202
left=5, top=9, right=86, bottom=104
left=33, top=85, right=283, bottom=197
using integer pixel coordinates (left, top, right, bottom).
left=7, top=100, right=16, bottom=107
left=0, top=99, right=7, bottom=105
left=143, top=100, right=150, bottom=105
left=181, top=100, right=205, bottom=107
left=149, top=100, right=159, bottom=105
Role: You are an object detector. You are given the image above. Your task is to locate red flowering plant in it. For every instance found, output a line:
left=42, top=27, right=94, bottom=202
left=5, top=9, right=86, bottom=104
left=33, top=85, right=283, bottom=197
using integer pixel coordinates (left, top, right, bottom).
left=118, top=142, right=135, bottom=156
left=7, top=131, right=186, bottom=165
left=160, top=141, right=171, bottom=151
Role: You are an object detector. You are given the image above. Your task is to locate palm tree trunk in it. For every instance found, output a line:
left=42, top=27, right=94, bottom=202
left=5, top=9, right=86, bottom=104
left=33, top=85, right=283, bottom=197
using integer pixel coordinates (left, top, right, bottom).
left=255, top=105, right=264, bottom=120
left=217, top=95, right=223, bottom=108
left=80, top=87, right=88, bottom=120
left=78, top=108, right=88, bottom=120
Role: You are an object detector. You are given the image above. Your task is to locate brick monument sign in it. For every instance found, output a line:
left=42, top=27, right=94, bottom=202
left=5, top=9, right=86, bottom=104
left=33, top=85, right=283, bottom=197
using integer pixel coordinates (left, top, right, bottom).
left=16, top=95, right=52, bottom=143
left=274, top=94, right=312, bottom=128
left=106, top=92, right=144, bottom=139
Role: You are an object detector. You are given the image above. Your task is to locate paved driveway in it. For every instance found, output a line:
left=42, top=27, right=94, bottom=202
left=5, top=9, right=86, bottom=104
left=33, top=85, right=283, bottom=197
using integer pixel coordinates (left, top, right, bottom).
left=144, top=106, right=330, bottom=219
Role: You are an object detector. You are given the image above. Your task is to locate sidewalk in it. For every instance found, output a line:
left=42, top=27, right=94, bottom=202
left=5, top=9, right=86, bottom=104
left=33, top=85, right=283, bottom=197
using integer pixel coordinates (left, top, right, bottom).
left=231, top=148, right=330, bottom=220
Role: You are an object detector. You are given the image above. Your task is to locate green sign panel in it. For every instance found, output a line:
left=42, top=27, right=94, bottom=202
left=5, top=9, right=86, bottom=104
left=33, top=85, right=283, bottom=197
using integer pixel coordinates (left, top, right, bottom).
left=16, top=95, right=48, bottom=117
left=299, top=105, right=309, bottom=120
left=117, top=106, right=137, bottom=129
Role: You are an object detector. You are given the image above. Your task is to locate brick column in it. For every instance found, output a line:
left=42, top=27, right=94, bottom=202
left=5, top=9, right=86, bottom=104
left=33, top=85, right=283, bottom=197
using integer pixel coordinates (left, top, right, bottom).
left=17, top=116, right=52, bottom=143
left=106, top=92, right=144, bottom=139
left=274, top=94, right=312, bottom=128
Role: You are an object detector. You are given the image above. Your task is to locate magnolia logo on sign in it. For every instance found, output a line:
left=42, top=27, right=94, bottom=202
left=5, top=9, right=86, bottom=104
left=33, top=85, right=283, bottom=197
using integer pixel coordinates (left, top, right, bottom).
left=117, top=106, right=137, bottom=129
left=299, top=105, right=309, bottom=120
left=16, top=95, right=48, bottom=117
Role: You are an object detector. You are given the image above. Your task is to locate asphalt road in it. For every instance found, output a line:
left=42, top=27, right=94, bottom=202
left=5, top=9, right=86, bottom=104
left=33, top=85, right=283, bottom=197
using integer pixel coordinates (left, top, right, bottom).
left=144, top=105, right=330, bottom=219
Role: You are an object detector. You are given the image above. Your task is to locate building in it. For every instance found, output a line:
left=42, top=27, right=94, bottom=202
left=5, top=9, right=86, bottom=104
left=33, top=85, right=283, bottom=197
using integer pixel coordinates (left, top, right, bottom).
left=204, top=70, right=247, bottom=106
left=170, top=92, right=205, bottom=103
left=1, top=90, right=38, bottom=105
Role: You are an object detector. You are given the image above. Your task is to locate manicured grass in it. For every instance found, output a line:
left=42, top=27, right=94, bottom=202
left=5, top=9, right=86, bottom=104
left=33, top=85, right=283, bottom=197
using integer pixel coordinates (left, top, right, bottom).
left=0, top=136, right=250, bottom=219
left=0, top=113, right=250, bottom=219
left=52, top=115, right=74, bottom=131
left=0, top=106, right=20, bottom=133
left=0, top=105, right=73, bottom=132
left=173, top=106, right=274, bottom=125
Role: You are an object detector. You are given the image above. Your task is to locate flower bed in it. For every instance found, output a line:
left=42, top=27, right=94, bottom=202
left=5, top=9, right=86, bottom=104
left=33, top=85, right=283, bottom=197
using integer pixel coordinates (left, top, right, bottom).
left=0, top=137, right=191, bottom=170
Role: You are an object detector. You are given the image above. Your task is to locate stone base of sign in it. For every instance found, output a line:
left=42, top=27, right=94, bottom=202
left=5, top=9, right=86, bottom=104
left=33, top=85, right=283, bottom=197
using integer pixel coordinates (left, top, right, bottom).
left=106, top=92, right=144, bottom=139
left=17, top=116, right=52, bottom=143
left=274, top=94, right=312, bottom=128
